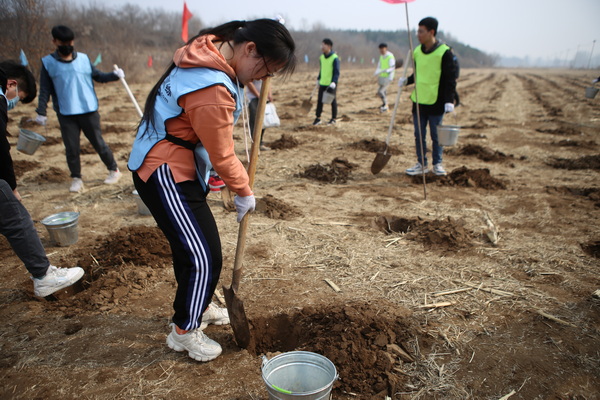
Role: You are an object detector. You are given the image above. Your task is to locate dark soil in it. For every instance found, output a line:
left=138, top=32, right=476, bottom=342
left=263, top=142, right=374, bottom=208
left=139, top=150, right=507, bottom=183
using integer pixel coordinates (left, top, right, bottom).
left=373, top=216, right=474, bottom=250
left=349, top=138, right=403, bottom=155
left=297, top=157, right=358, bottom=183
left=34, top=167, right=69, bottom=183
left=256, top=194, right=302, bottom=220
left=547, top=155, right=600, bottom=170
left=268, top=134, right=299, bottom=150
left=447, top=143, right=513, bottom=162
left=12, top=159, right=41, bottom=176
left=410, top=166, right=507, bottom=190
left=250, top=301, right=418, bottom=397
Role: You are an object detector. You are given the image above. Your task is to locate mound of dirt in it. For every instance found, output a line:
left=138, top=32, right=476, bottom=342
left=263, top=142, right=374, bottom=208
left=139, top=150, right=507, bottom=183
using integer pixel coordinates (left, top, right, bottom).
left=581, top=240, right=600, bottom=258
left=349, top=138, right=403, bottom=155
left=268, top=134, right=299, bottom=150
left=447, top=144, right=512, bottom=162
left=536, top=127, right=582, bottom=136
left=33, top=167, right=69, bottom=183
left=43, top=136, right=62, bottom=145
left=12, top=159, right=41, bottom=176
left=297, top=157, right=357, bottom=183
left=256, top=195, right=302, bottom=220
left=410, top=167, right=507, bottom=190
left=552, top=139, right=597, bottom=148
left=546, top=186, right=600, bottom=205
left=547, top=155, right=600, bottom=170
left=250, top=301, right=418, bottom=397
left=373, top=216, right=474, bottom=250
left=76, top=225, right=171, bottom=274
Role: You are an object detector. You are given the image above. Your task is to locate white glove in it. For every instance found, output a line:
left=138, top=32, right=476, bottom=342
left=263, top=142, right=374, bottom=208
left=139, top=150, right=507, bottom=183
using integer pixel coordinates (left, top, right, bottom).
left=444, top=103, right=454, bottom=113
left=114, top=68, right=125, bottom=79
left=35, top=114, right=47, bottom=126
left=397, top=77, right=407, bottom=87
left=329, top=82, right=336, bottom=89
left=234, top=194, right=255, bottom=223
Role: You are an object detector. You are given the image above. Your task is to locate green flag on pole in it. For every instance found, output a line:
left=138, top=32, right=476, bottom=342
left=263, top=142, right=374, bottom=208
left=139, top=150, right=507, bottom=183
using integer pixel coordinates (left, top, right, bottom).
left=93, top=53, right=102, bottom=66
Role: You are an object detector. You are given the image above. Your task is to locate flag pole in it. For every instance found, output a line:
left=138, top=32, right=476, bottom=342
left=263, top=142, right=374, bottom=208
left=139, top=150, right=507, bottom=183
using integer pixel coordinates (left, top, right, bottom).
left=404, top=2, right=427, bottom=200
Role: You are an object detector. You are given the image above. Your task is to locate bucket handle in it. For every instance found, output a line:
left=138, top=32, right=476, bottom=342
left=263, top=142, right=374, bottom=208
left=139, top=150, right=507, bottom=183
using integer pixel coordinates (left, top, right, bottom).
left=444, top=109, right=458, bottom=126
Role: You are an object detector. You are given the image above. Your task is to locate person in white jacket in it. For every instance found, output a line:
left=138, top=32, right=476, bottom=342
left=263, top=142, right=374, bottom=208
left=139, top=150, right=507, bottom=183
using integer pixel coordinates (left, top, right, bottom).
left=374, top=43, right=395, bottom=112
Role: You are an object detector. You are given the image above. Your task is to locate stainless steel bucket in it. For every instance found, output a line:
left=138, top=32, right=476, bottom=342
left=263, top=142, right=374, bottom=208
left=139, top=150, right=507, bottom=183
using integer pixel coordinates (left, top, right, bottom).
left=17, top=129, right=46, bottom=155
left=585, top=86, right=599, bottom=99
left=132, top=190, right=151, bottom=215
left=437, top=124, right=460, bottom=146
left=321, top=90, right=335, bottom=105
left=41, top=212, right=80, bottom=246
left=262, top=351, right=338, bottom=400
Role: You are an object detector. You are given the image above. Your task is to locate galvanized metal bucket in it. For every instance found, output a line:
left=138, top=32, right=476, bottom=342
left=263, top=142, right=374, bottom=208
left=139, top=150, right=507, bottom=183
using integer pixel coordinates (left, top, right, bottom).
left=132, top=190, right=151, bottom=215
left=321, top=90, right=335, bottom=105
left=41, top=212, right=80, bottom=247
left=437, top=125, right=460, bottom=146
left=585, top=86, right=599, bottom=99
left=262, top=351, right=338, bottom=400
left=17, top=129, right=46, bottom=155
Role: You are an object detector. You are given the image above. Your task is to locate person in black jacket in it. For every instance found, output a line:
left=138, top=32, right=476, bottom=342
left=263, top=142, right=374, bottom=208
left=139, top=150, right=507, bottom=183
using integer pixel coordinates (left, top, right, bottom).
left=0, top=60, right=84, bottom=297
left=399, top=17, right=457, bottom=176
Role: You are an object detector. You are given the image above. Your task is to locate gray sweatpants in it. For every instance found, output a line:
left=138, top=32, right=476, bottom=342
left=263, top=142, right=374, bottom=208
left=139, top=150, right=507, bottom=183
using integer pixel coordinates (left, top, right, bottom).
left=57, top=111, right=117, bottom=179
left=0, top=179, right=49, bottom=278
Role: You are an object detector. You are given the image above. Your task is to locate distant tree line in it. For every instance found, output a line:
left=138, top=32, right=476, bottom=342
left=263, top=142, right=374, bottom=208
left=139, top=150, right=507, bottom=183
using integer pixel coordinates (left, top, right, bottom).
left=0, top=0, right=496, bottom=84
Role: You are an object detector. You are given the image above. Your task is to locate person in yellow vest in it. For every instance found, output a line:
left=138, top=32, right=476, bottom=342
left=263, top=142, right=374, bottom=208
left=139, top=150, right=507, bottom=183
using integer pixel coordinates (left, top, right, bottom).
left=399, top=17, right=456, bottom=176
left=374, top=43, right=395, bottom=112
left=313, top=38, right=340, bottom=125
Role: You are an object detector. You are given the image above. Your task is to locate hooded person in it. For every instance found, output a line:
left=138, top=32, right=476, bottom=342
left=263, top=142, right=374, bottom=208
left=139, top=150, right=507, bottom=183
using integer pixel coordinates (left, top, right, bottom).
left=128, top=19, right=296, bottom=362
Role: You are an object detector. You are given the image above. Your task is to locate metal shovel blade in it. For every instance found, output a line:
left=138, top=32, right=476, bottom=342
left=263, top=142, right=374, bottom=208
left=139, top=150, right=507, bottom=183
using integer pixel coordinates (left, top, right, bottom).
left=371, top=151, right=392, bottom=175
left=223, top=284, right=251, bottom=348
left=301, top=99, right=312, bottom=112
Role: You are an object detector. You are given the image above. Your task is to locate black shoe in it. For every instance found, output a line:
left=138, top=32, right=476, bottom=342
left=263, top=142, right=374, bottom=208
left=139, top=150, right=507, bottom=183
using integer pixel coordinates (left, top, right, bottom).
left=313, top=118, right=321, bottom=125
left=327, top=119, right=336, bottom=125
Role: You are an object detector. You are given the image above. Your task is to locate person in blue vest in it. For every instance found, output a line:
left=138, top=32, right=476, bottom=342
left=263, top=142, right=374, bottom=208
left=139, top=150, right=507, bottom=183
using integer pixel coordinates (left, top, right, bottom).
left=399, top=17, right=456, bottom=176
left=129, top=19, right=296, bottom=362
left=0, top=61, right=84, bottom=297
left=313, top=38, right=340, bottom=126
left=374, top=43, right=396, bottom=112
left=35, top=25, right=124, bottom=193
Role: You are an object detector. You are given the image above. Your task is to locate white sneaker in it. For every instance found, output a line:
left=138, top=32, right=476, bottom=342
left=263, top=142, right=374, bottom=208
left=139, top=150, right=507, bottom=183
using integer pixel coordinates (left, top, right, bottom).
left=200, top=302, right=230, bottom=330
left=32, top=265, right=85, bottom=297
left=69, top=178, right=84, bottom=193
left=104, top=169, right=122, bottom=184
left=405, top=162, right=429, bottom=176
left=166, top=323, right=222, bottom=362
left=433, top=164, right=447, bottom=176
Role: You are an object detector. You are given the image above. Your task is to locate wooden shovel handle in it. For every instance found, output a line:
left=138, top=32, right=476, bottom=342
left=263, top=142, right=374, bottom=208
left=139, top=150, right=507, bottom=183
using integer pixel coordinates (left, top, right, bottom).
left=231, top=78, right=271, bottom=292
left=113, top=64, right=143, bottom=118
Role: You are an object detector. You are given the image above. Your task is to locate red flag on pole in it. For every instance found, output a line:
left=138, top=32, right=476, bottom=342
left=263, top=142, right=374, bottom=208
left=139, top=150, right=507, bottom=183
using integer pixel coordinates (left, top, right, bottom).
left=147, top=55, right=153, bottom=68
left=380, top=0, right=415, bottom=3
left=181, top=2, right=193, bottom=43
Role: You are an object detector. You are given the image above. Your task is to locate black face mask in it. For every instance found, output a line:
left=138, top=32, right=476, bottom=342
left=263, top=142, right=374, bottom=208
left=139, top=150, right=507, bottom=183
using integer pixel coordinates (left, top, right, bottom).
left=58, top=45, right=74, bottom=56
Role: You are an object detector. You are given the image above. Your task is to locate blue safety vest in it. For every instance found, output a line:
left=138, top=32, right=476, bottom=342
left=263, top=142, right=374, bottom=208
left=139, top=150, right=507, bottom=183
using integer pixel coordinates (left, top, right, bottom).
left=42, top=53, right=98, bottom=115
left=128, top=67, right=243, bottom=174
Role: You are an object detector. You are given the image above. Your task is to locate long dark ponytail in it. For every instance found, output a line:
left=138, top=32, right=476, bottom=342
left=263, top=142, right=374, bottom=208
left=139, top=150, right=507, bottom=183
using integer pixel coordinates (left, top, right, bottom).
left=139, top=19, right=296, bottom=135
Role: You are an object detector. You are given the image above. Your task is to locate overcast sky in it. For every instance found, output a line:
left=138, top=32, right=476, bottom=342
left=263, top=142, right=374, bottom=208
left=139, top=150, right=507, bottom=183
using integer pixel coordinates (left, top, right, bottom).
left=85, top=0, right=599, bottom=62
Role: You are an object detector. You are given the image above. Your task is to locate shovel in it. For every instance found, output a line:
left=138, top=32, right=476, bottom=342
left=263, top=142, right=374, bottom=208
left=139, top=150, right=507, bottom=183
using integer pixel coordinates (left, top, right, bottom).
left=223, top=77, right=272, bottom=349
left=371, top=50, right=412, bottom=175
left=301, top=82, right=318, bottom=112
left=113, top=64, right=143, bottom=118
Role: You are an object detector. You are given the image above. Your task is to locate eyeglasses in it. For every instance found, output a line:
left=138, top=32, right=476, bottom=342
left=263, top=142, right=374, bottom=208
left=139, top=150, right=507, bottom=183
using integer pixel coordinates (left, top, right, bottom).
left=261, top=56, right=275, bottom=79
